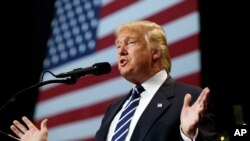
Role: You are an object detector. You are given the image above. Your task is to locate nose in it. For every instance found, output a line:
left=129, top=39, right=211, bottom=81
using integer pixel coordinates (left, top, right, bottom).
left=118, top=44, right=128, bottom=56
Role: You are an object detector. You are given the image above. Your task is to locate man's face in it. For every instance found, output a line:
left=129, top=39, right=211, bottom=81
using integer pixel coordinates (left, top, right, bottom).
left=115, top=29, right=153, bottom=83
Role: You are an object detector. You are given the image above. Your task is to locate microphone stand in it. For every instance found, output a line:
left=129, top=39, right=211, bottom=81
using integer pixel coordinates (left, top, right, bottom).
left=0, top=77, right=78, bottom=113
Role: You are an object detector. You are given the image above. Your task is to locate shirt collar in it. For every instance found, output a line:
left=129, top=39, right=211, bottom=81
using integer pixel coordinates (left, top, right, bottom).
left=131, top=69, right=168, bottom=93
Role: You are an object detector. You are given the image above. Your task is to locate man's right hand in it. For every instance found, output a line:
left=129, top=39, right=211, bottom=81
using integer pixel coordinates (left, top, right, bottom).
left=10, top=116, right=48, bottom=141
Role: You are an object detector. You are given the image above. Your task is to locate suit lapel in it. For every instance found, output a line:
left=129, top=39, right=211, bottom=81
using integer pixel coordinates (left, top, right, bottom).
left=131, top=77, right=176, bottom=140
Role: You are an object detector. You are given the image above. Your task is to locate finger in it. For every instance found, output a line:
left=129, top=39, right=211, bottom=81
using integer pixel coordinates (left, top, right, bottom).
left=197, top=87, right=210, bottom=103
left=13, top=120, right=28, bottom=133
left=200, top=87, right=210, bottom=105
left=10, top=125, right=23, bottom=138
left=41, top=119, right=48, bottom=131
left=22, top=116, right=37, bottom=130
left=183, top=94, right=192, bottom=108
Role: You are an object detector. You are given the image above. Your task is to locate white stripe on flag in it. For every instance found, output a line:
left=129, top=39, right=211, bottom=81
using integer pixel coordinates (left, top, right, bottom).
left=101, top=0, right=114, bottom=6
left=48, top=115, right=103, bottom=141
left=171, top=50, right=200, bottom=78
left=164, top=11, right=200, bottom=44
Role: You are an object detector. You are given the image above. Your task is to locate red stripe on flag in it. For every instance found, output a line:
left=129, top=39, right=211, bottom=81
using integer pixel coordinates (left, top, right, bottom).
left=96, top=34, right=115, bottom=51
left=169, top=34, right=200, bottom=58
left=147, top=0, right=197, bottom=25
left=177, top=71, right=200, bottom=86
left=100, top=0, right=138, bottom=18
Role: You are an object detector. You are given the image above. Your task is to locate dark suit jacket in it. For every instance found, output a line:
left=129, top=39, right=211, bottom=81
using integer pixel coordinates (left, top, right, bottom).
left=95, top=77, right=217, bottom=141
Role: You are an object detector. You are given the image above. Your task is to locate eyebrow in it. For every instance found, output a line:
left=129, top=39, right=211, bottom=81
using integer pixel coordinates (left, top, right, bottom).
left=115, top=36, right=137, bottom=45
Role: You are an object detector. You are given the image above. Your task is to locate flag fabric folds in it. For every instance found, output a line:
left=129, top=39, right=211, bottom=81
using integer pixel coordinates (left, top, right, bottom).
left=34, top=0, right=201, bottom=140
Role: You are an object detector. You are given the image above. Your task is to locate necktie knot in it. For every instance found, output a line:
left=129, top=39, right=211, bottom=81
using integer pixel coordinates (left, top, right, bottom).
left=134, top=84, right=145, bottom=95
left=130, top=84, right=145, bottom=101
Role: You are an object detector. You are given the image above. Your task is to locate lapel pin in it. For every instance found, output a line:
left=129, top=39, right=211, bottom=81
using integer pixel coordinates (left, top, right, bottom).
left=157, top=103, right=163, bottom=108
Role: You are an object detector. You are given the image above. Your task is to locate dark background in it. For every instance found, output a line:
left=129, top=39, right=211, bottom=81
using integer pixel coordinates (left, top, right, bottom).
left=0, top=0, right=248, bottom=140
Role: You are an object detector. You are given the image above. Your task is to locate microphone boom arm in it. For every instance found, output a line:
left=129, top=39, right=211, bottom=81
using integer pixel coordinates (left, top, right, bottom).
left=0, top=77, right=78, bottom=113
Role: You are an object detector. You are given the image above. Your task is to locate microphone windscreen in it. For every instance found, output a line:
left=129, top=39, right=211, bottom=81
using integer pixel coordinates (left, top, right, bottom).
left=92, top=62, right=111, bottom=75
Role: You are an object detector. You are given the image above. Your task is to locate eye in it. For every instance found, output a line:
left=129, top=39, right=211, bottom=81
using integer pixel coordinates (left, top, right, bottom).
left=128, top=40, right=136, bottom=45
left=115, top=43, right=121, bottom=49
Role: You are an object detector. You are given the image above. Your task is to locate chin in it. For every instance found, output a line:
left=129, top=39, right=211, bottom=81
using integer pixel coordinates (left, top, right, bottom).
left=119, top=69, right=137, bottom=81
left=119, top=70, right=128, bottom=77
left=119, top=69, right=131, bottom=77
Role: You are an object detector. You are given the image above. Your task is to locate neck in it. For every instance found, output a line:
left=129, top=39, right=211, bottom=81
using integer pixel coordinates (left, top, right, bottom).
left=129, top=67, right=163, bottom=84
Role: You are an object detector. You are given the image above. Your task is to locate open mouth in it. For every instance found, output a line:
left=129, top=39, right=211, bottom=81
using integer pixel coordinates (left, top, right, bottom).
left=120, top=58, right=128, bottom=66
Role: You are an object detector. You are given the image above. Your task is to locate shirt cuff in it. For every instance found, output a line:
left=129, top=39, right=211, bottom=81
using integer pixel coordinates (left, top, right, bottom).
left=179, top=126, right=199, bottom=141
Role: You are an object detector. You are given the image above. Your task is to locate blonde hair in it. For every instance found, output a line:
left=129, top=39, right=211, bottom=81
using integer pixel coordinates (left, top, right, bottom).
left=115, top=20, right=171, bottom=73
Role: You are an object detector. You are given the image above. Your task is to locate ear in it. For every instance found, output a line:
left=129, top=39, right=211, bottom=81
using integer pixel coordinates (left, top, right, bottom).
left=152, top=48, right=161, bottom=60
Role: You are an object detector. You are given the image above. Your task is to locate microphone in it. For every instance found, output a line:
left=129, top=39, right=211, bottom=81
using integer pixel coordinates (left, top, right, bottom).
left=55, top=62, right=111, bottom=78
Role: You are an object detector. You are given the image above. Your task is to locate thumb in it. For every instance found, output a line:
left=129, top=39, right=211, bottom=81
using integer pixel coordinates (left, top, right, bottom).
left=40, top=119, right=48, bottom=130
left=183, top=94, right=192, bottom=108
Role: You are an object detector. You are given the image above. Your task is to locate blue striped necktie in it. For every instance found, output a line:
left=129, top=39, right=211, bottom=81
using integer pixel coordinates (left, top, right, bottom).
left=111, top=84, right=145, bottom=141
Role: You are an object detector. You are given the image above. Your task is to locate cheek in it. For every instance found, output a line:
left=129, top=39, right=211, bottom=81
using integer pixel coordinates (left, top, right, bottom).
left=128, top=46, right=151, bottom=64
left=132, top=53, right=151, bottom=68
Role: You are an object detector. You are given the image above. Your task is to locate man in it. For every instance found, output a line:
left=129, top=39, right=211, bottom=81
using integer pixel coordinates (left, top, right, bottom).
left=10, top=20, right=216, bottom=141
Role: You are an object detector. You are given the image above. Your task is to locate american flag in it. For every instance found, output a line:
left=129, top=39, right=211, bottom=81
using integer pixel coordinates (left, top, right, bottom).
left=34, top=0, right=201, bottom=140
